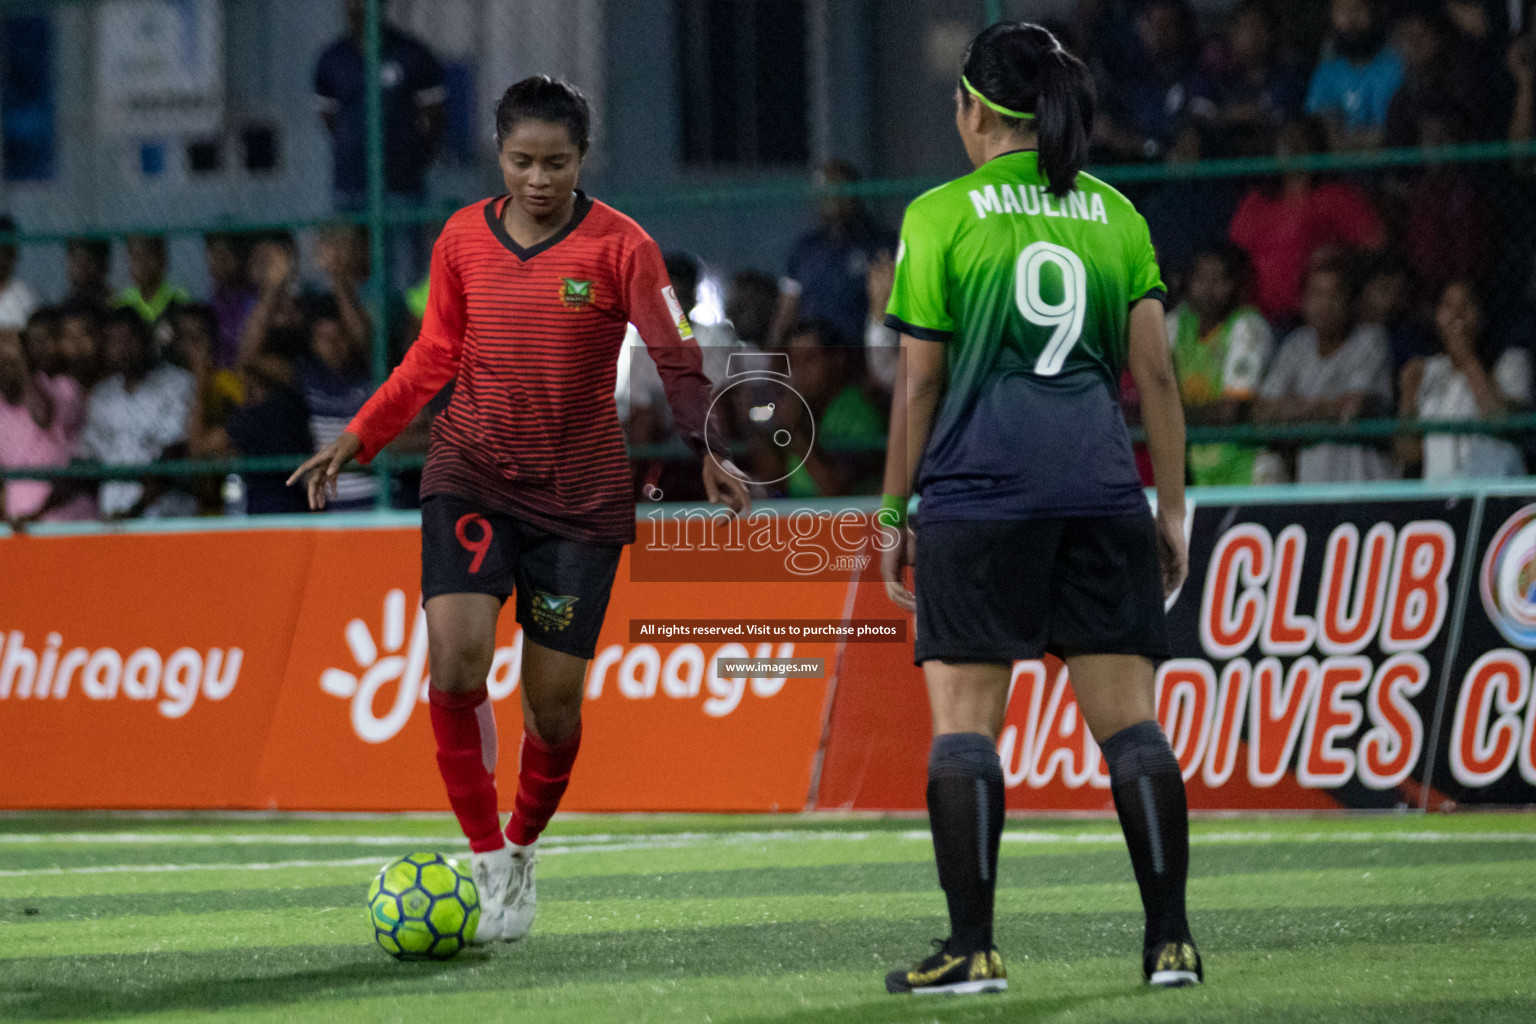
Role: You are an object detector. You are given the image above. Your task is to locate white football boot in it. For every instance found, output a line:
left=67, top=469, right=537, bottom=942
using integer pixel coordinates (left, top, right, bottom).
left=503, top=839, right=539, bottom=940
left=469, top=845, right=514, bottom=943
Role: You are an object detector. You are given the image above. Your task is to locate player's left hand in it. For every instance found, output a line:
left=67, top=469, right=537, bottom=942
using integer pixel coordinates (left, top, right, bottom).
left=702, top=457, right=751, bottom=516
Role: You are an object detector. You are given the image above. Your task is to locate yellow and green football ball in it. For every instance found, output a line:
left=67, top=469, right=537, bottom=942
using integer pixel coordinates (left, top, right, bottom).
left=368, top=853, right=479, bottom=960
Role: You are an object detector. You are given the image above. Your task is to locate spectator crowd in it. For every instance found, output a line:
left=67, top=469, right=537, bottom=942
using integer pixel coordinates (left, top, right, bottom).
left=6, top=0, right=1536, bottom=526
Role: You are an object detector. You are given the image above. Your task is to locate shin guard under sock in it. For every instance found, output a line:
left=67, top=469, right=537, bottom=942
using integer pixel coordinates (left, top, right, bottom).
left=1101, top=720, right=1192, bottom=948
left=926, top=731, right=1005, bottom=955
left=429, top=686, right=504, bottom=853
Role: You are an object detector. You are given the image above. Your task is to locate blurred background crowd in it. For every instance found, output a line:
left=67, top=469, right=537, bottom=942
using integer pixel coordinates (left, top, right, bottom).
left=5, top=0, right=1536, bottom=525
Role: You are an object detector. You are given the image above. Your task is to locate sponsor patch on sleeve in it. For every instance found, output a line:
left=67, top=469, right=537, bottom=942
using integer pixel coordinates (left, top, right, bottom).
left=662, top=285, right=696, bottom=341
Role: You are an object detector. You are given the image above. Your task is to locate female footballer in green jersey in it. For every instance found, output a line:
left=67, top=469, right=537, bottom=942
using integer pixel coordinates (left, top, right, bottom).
left=878, top=22, right=1200, bottom=994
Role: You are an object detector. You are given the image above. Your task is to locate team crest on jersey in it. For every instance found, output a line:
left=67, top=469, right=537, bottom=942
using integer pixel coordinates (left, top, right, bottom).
left=662, top=285, right=695, bottom=340
left=560, top=278, right=594, bottom=307
left=530, top=590, right=579, bottom=632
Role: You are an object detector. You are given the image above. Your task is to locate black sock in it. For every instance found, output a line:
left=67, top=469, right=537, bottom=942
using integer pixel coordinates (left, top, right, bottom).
left=1100, top=720, right=1192, bottom=950
left=926, top=731, right=1005, bottom=955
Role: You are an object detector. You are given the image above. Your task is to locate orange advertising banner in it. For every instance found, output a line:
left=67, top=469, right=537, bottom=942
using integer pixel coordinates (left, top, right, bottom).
left=0, top=520, right=844, bottom=812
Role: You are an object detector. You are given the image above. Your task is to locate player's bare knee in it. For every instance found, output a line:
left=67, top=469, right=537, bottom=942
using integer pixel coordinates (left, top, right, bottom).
left=428, top=642, right=495, bottom=693
left=525, top=691, right=582, bottom=744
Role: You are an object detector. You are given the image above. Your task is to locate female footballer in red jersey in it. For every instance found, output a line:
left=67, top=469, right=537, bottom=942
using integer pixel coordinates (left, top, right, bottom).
left=289, top=77, right=750, bottom=942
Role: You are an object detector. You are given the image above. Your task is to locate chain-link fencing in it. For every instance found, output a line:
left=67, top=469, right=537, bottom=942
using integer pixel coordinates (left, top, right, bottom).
left=4, top=0, right=1536, bottom=520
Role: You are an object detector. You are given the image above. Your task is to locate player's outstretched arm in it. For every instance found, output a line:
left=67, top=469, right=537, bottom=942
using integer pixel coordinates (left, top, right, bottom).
left=287, top=431, right=363, bottom=511
left=1127, top=297, right=1188, bottom=597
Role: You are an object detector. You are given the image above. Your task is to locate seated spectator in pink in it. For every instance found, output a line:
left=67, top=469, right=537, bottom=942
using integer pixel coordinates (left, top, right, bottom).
left=0, top=328, right=94, bottom=525
left=1304, top=0, right=1403, bottom=151
left=1399, top=281, right=1530, bottom=480
left=1254, top=263, right=1397, bottom=483
left=79, top=309, right=196, bottom=518
left=1229, top=117, right=1384, bottom=324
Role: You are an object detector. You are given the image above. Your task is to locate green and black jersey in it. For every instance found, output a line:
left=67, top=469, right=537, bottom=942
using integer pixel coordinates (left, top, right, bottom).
left=885, top=150, right=1164, bottom=522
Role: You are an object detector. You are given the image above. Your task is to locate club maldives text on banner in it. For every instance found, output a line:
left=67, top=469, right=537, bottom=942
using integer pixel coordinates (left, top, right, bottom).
left=816, top=485, right=1536, bottom=812
left=0, top=520, right=845, bottom=811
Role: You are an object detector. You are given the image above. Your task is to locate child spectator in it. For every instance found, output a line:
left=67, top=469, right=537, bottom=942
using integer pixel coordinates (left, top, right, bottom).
left=1229, top=118, right=1385, bottom=324
left=1305, top=0, right=1404, bottom=151
left=0, top=328, right=94, bottom=526
left=62, top=238, right=112, bottom=311
left=221, top=355, right=313, bottom=516
left=0, top=215, right=39, bottom=329
left=1398, top=280, right=1531, bottom=479
left=1167, top=246, right=1275, bottom=485
left=22, top=306, right=64, bottom=380
left=114, top=234, right=191, bottom=330
left=1357, top=256, right=1435, bottom=376
left=55, top=302, right=102, bottom=390
left=1255, top=263, right=1397, bottom=482
left=1204, top=1, right=1308, bottom=157
left=297, top=295, right=376, bottom=511
left=204, top=232, right=257, bottom=369
left=618, top=253, right=748, bottom=443
left=79, top=309, right=197, bottom=518
left=173, top=304, right=242, bottom=461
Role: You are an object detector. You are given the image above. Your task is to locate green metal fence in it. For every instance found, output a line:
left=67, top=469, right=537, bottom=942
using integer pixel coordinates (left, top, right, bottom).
left=5, top=0, right=1536, bottom=508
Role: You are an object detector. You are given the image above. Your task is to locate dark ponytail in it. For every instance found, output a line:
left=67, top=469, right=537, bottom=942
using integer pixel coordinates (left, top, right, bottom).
left=960, top=23, right=1095, bottom=197
left=494, top=75, right=592, bottom=154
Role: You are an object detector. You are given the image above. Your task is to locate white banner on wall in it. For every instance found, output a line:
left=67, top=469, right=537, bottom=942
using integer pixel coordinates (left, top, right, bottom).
left=96, top=0, right=224, bottom=136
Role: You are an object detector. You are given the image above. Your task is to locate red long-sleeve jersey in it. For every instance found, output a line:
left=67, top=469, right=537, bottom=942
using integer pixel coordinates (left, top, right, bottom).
left=346, top=193, right=713, bottom=544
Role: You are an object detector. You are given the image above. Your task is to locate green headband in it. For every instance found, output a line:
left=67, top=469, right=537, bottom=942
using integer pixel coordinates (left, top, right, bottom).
left=961, top=75, right=1036, bottom=121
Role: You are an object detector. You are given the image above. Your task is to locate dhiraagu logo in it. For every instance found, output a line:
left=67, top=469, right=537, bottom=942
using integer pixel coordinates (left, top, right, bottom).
left=319, top=590, right=793, bottom=741
left=320, top=589, right=430, bottom=744
left=1480, top=504, right=1536, bottom=647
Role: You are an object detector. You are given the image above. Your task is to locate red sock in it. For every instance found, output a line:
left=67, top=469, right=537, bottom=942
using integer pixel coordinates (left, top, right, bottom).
left=505, top=723, right=582, bottom=847
left=429, top=686, right=504, bottom=853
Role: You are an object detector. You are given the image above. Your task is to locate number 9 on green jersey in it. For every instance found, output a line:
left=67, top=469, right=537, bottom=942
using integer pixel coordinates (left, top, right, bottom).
left=883, top=149, right=1165, bottom=523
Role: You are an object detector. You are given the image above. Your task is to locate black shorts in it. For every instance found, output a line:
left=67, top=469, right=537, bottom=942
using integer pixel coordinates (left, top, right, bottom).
left=913, top=513, right=1171, bottom=665
left=421, top=494, right=623, bottom=660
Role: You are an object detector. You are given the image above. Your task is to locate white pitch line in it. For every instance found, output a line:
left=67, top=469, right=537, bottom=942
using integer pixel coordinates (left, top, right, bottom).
left=0, top=829, right=876, bottom=848
left=934, top=829, right=1536, bottom=846
left=3, top=828, right=1532, bottom=878
left=0, top=831, right=884, bottom=878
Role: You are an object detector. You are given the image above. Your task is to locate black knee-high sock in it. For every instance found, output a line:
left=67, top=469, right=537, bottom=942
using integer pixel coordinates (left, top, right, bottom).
left=1100, top=720, right=1192, bottom=949
left=926, top=732, right=1005, bottom=955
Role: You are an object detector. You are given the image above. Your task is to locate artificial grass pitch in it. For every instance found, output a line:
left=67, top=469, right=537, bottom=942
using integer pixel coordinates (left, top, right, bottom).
left=1, top=813, right=1533, bottom=1023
